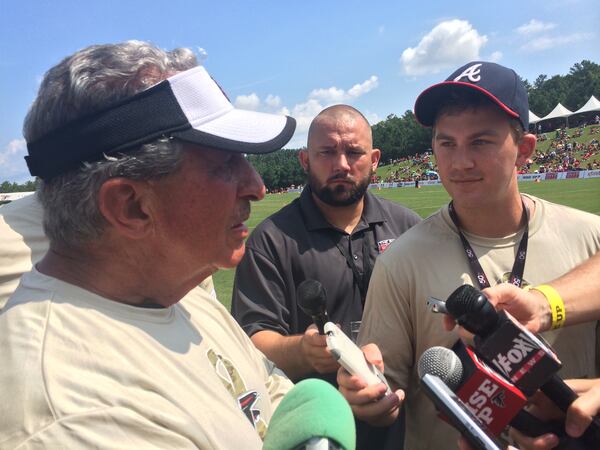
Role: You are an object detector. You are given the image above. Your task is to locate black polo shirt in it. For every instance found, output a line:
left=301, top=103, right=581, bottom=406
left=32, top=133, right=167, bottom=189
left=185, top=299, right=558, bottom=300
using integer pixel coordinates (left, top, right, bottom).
left=232, top=185, right=421, bottom=345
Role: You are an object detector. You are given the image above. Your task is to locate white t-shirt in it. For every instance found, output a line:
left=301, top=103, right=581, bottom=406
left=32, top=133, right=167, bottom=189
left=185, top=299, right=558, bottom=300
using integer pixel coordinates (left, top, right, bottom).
left=0, top=268, right=292, bottom=449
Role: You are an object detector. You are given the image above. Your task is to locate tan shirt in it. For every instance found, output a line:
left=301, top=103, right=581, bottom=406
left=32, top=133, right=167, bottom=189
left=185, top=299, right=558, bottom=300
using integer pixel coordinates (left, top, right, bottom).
left=0, top=269, right=292, bottom=449
left=359, top=195, right=600, bottom=450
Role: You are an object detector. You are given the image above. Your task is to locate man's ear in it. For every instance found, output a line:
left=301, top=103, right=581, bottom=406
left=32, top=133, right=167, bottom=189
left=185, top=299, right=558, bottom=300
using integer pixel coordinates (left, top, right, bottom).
left=98, top=178, right=153, bottom=239
left=371, top=148, right=381, bottom=171
left=298, top=148, right=309, bottom=173
left=516, top=133, right=537, bottom=166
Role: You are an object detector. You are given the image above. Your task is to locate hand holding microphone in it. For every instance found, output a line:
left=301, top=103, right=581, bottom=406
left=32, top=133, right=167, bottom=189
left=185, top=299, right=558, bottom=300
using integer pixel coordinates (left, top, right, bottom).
left=438, top=284, right=600, bottom=447
left=297, top=279, right=390, bottom=390
left=297, top=280, right=400, bottom=426
left=297, top=279, right=329, bottom=334
left=417, top=345, right=595, bottom=450
left=297, top=280, right=340, bottom=374
left=509, top=379, right=600, bottom=450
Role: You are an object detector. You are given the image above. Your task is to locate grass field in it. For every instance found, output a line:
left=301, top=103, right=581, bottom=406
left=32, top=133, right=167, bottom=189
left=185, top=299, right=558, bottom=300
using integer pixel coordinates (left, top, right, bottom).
left=214, top=177, right=600, bottom=309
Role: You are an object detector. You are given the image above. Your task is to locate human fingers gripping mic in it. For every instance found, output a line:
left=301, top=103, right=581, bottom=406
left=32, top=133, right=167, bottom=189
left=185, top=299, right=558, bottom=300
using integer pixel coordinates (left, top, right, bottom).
left=445, top=285, right=561, bottom=396
left=444, top=286, right=500, bottom=337
left=445, top=286, right=600, bottom=447
left=297, top=279, right=329, bottom=334
left=262, top=378, right=356, bottom=450
left=297, top=280, right=390, bottom=390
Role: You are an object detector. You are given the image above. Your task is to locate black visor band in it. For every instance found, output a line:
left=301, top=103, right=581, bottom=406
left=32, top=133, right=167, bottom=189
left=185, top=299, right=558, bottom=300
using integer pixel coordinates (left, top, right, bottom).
left=25, top=81, right=190, bottom=180
left=25, top=66, right=296, bottom=180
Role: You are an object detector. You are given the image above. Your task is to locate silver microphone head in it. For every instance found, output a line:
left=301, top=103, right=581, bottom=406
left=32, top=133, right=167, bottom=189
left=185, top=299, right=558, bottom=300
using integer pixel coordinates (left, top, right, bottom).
left=418, top=346, right=464, bottom=391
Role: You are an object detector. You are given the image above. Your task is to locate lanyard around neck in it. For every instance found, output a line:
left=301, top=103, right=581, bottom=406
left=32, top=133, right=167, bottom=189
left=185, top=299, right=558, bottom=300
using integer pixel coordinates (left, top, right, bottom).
left=448, top=199, right=529, bottom=290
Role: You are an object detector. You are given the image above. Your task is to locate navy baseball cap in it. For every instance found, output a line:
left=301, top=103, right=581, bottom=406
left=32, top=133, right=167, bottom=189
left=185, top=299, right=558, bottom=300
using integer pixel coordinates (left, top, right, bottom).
left=413, top=61, right=529, bottom=131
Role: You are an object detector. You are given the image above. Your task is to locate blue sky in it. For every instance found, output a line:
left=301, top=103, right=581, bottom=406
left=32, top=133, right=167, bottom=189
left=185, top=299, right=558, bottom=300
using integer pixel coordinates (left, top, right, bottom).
left=1, top=0, right=598, bottom=182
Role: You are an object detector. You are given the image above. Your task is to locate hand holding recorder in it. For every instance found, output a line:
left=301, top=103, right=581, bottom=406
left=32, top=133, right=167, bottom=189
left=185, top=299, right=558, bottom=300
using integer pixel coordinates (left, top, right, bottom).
left=297, top=279, right=401, bottom=426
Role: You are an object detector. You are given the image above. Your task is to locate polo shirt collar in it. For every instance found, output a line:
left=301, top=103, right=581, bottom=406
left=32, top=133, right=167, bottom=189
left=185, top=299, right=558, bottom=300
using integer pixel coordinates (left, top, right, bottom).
left=299, top=186, right=387, bottom=232
left=299, top=186, right=332, bottom=231
left=362, top=190, right=387, bottom=224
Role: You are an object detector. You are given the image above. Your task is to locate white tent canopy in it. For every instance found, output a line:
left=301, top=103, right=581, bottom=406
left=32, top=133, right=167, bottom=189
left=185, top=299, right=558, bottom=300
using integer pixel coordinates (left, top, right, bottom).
left=572, top=95, right=600, bottom=115
left=540, top=103, right=573, bottom=121
left=529, top=110, right=542, bottom=124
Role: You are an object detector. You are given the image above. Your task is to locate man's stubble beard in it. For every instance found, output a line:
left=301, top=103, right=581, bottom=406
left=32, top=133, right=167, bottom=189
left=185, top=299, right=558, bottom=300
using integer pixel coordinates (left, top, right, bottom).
left=307, top=166, right=373, bottom=207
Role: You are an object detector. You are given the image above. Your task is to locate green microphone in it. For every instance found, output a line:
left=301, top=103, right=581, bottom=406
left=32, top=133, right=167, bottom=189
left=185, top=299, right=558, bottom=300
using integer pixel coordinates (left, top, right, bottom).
left=263, top=378, right=356, bottom=450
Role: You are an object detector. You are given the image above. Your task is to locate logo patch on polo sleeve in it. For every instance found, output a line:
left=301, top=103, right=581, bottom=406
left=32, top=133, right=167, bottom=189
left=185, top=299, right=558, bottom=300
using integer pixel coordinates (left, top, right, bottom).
left=377, top=239, right=395, bottom=253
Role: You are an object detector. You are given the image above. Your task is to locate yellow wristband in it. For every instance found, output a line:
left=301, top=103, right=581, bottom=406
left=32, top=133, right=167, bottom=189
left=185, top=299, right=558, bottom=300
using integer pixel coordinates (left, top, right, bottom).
left=532, top=284, right=566, bottom=330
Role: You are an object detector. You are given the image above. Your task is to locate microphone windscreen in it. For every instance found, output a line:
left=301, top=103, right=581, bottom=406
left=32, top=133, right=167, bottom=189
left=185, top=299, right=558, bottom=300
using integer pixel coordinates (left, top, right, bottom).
left=296, top=279, right=327, bottom=315
left=445, top=284, right=482, bottom=318
left=418, top=346, right=464, bottom=391
left=263, top=378, right=355, bottom=450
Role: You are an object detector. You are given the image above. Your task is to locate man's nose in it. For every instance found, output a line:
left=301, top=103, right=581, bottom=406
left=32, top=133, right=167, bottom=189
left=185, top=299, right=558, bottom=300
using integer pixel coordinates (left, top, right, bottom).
left=333, top=152, right=351, bottom=173
left=452, top=145, right=475, bottom=170
left=239, top=159, right=266, bottom=201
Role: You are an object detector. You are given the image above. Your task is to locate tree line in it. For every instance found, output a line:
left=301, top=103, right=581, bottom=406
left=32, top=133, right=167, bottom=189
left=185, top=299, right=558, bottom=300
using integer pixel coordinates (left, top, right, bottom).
left=2, top=60, right=598, bottom=193
left=0, top=180, right=37, bottom=193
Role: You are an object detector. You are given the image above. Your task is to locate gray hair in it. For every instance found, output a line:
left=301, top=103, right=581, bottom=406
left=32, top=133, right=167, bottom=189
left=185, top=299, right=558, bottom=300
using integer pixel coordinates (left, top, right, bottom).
left=23, top=41, right=198, bottom=248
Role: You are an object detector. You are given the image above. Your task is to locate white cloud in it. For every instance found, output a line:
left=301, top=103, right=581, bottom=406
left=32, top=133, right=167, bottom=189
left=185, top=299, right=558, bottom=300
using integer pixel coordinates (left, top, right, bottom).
left=489, top=51, right=503, bottom=62
left=308, top=75, right=378, bottom=103
left=400, top=19, right=488, bottom=76
left=0, top=138, right=26, bottom=165
left=309, top=86, right=347, bottom=103
left=523, top=32, right=592, bottom=51
left=516, top=19, right=556, bottom=35
left=265, top=94, right=281, bottom=108
left=378, top=25, right=385, bottom=35
left=290, top=99, right=325, bottom=134
left=234, top=76, right=379, bottom=148
left=348, top=76, right=379, bottom=97
left=234, top=93, right=261, bottom=110
left=196, top=47, right=208, bottom=62
left=0, top=138, right=32, bottom=182
left=277, top=106, right=291, bottom=116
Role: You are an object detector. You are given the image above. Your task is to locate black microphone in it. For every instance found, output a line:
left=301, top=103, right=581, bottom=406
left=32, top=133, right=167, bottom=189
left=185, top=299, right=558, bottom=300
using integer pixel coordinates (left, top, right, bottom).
left=296, top=279, right=328, bottom=334
left=446, top=284, right=561, bottom=396
left=445, top=285, right=600, bottom=447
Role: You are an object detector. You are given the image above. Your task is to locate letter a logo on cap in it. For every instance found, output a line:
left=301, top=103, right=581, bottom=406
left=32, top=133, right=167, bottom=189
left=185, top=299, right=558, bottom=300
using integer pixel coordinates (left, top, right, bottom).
left=454, top=63, right=483, bottom=83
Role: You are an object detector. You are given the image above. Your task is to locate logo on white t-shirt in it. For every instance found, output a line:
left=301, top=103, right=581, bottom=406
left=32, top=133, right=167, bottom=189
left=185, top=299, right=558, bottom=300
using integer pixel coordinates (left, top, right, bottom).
left=207, top=348, right=267, bottom=437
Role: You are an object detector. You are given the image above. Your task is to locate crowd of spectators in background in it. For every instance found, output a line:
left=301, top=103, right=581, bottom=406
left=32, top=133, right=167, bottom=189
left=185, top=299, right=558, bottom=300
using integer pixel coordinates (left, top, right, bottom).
left=522, top=124, right=600, bottom=174
left=377, top=125, right=600, bottom=182
left=377, top=151, right=439, bottom=183
left=269, top=122, right=600, bottom=192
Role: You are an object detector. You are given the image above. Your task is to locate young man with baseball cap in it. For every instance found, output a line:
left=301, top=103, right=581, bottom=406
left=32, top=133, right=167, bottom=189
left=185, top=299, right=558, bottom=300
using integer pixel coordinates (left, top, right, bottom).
left=338, top=61, right=600, bottom=449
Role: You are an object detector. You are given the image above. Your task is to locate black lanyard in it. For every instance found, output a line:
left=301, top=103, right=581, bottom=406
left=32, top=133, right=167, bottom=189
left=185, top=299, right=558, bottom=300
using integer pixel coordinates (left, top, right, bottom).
left=331, top=229, right=373, bottom=305
left=448, top=199, right=529, bottom=289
